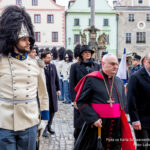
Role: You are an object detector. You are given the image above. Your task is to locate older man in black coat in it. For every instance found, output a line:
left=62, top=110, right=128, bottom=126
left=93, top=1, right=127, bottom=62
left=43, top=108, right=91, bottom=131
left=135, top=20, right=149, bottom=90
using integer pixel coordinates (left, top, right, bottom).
left=127, top=52, right=150, bottom=150
left=41, top=51, right=60, bottom=136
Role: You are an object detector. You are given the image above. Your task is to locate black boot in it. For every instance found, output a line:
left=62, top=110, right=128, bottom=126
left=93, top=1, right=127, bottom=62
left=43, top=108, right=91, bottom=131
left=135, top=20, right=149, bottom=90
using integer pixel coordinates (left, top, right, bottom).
left=47, top=126, right=55, bottom=134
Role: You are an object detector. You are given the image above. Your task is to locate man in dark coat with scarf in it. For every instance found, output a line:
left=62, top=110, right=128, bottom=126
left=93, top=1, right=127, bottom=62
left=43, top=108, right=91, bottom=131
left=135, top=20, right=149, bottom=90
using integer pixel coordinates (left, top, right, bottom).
left=69, top=45, right=100, bottom=142
left=127, top=52, right=150, bottom=150
left=75, top=54, right=135, bottom=150
left=41, top=51, right=60, bottom=136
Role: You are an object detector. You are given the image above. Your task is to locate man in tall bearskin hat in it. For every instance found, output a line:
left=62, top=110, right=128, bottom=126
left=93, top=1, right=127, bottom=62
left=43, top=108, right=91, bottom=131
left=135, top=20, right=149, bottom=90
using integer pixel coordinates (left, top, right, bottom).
left=0, top=6, right=49, bottom=150
left=62, top=50, right=73, bottom=104
left=57, top=47, right=66, bottom=101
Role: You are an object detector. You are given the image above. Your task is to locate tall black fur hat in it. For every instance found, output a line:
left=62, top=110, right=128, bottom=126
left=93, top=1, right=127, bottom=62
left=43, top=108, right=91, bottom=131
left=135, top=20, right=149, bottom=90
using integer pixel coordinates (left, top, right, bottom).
left=51, top=47, right=58, bottom=60
left=0, top=5, right=35, bottom=55
left=58, top=47, right=66, bottom=60
left=64, top=50, right=73, bottom=62
left=32, top=45, right=39, bottom=55
left=74, top=44, right=81, bottom=58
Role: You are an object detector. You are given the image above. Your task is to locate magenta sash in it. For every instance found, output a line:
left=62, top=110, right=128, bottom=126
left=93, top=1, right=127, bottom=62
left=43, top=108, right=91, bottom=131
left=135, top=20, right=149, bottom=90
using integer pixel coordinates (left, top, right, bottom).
left=91, top=103, right=121, bottom=118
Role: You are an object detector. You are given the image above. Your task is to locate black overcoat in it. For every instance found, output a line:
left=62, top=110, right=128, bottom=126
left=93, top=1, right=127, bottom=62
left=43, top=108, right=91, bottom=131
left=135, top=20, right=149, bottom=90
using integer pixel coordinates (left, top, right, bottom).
left=69, top=61, right=100, bottom=128
left=127, top=67, right=150, bottom=129
left=44, top=63, right=60, bottom=112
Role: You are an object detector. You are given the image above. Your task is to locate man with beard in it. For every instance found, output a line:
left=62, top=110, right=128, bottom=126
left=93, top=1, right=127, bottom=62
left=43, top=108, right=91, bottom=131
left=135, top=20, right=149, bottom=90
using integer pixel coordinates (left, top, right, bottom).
left=41, top=51, right=60, bottom=136
left=0, top=6, right=49, bottom=150
left=75, top=54, right=135, bottom=150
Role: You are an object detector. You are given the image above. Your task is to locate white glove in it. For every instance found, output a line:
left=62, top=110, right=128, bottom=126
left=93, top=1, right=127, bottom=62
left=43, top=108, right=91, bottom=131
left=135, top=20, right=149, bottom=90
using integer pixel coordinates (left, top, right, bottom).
left=38, top=120, right=48, bottom=137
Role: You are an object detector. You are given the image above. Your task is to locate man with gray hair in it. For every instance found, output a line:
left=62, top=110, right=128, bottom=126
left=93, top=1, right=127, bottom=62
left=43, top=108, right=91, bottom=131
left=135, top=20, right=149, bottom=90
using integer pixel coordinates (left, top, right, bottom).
left=128, top=52, right=150, bottom=150
left=74, top=54, right=135, bottom=150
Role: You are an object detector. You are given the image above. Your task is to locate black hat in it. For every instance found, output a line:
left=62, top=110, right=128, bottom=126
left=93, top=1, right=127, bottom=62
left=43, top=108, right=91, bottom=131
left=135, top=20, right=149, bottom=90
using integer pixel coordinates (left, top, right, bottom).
left=64, top=50, right=73, bottom=62
left=133, top=54, right=141, bottom=60
left=101, top=51, right=107, bottom=57
left=79, top=45, right=94, bottom=56
left=74, top=44, right=81, bottom=58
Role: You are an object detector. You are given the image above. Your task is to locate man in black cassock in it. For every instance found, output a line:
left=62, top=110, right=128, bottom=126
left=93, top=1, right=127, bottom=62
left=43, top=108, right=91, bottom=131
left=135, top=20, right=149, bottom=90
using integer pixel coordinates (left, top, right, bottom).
left=75, top=54, right=131, bottom=150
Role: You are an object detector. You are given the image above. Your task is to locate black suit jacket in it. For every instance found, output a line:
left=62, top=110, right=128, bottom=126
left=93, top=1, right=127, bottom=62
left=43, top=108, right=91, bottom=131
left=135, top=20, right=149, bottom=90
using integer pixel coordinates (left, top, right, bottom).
left=44, top=63, right=60, bottom=112
left=127, top=67, right=150, bottom=129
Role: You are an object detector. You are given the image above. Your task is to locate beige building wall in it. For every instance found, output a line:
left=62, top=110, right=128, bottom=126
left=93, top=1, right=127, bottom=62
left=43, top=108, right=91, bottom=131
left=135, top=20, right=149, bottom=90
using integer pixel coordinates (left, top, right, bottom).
left=117, top=10, right=150, bottom=57
left=120, top=0, right=150, bottom=6
left=115, top=0, right=150, bottom=58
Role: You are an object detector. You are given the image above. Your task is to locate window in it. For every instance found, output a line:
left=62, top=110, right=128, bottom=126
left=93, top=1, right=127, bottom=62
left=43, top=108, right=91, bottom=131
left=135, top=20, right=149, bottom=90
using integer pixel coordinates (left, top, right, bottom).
left=146, top=14, right=150, bottom=21
left=136, top=32, right=146, bottom=43
left=52, top=32, right=58, bottom=42
left=89, top=19, right=91, bottom=26
left=47, top=15, right=54, bottom=23
left=126, top=33, right=131, bottom=43
left=32, top=0, right=38, bottom=5
left=103, top=19, right=109, bottom=26
left=34, top=14, right=41, bottom=23
left=138, top=0, right=143, bottom=4
left=88, top=0, right=91, bottom=7
left=35, top=32, right=40, bottom=42
left=16, top=0, right=21, bottom=6
left=74, top=34, right=80, bottom=44
left=74, top=19, right=80, bottom=26
left=128, top=14, right=134, bottom=21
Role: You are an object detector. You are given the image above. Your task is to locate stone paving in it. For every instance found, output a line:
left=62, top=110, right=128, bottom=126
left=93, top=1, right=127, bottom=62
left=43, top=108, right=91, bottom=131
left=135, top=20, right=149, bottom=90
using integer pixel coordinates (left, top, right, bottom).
left=40, top=101, right=74, bottom=150
left=40, top=101, right=136, bottom=150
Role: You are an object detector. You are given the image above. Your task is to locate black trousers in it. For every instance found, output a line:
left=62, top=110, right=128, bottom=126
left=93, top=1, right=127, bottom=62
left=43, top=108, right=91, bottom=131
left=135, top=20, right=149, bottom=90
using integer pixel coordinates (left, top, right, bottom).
left=47, top=109, right=55, bottom=130
left=134, top=128, right=150, bottom=150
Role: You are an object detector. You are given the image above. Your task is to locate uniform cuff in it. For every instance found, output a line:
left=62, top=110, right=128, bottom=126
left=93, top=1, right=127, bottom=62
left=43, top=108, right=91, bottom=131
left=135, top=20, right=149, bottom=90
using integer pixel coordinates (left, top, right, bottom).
left=41, top=110, right=49, bottom=120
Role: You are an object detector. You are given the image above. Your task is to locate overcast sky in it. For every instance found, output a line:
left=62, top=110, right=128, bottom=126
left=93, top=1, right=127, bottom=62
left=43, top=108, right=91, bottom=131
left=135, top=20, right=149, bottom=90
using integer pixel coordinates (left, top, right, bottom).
left=56, top=0, right=113, bottom=9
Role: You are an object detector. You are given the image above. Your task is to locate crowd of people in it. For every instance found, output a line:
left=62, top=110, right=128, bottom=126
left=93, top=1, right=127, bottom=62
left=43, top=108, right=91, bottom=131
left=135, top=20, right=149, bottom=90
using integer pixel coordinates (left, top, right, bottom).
left=0, top=5, right=150, bottom=150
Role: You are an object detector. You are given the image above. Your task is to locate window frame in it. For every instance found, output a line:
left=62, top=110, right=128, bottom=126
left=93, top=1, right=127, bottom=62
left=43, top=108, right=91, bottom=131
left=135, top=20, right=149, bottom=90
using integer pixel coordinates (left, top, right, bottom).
left=74, top=18, right=80, bottom=26
left=52, top=32, right=58, bottom=42
left=74, top=34, right=80, bottom=44
left=47, top=14, right=54, bottom=23
left=32, top=0, right=38, bottom=6
left=128, top=14, right=134, bottom=22
left=146, top=14, right=150, bottom=21
left=138, top=0, right=143, bottom=4
left=125, top=33, right=132, bottom=44
left=136, top=32, right=146, bottom=44
left=103, top=19, right=109, bottom=26
left=16, top=0, right=22, bottom=6
left=35, top=32, right=41, bottom=42
left=34, top=14, right=41, bottom=24
left=88, top=0, right=91, bottom=7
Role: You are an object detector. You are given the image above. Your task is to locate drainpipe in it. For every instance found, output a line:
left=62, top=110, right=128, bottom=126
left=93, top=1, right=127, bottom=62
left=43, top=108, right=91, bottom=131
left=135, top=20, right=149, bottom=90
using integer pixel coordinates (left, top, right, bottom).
left=116, top=13, right=119, bottom=57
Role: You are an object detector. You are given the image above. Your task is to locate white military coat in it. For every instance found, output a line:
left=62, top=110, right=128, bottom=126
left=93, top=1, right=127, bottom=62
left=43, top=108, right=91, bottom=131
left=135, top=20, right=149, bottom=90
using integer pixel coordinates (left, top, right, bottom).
left=0, top=54, right=49, bottom=131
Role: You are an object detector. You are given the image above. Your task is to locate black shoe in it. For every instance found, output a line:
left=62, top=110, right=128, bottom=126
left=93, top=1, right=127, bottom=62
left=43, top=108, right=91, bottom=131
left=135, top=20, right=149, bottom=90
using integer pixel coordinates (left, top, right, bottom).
left=42, top=131, right=48, bottom=137
left=48, top=128, right=55, bottom=135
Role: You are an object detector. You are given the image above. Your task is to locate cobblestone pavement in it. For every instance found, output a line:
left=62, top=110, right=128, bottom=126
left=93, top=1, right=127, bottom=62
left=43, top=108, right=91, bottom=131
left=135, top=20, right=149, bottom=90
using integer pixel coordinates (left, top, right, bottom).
left=40, top=102, right=136, bottom=150
left=40, top=101, right=74, bottom=150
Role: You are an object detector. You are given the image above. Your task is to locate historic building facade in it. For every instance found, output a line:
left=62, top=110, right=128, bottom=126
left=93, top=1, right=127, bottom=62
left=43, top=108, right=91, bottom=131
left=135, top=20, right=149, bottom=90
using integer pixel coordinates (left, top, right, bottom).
left=114, top=0, right=150, bottom=57
left=66, top=0, right=117, bottom=55
left=0, top=0, right=65, bottom=49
